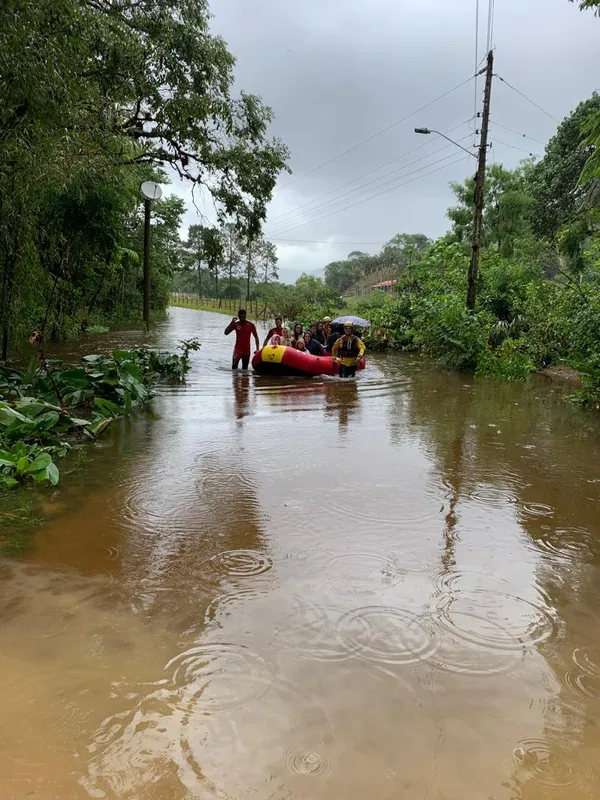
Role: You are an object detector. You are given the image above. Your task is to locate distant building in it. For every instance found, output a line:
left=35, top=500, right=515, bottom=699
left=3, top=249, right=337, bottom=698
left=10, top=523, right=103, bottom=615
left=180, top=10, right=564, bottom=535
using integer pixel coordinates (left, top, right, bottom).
left=372, top=279, right=398, bottom=294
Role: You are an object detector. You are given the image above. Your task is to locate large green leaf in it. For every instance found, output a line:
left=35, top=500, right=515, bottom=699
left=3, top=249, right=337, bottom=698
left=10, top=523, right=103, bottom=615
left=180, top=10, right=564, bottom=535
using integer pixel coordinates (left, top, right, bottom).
left=23, top=453, right=52, bottom=473
left=0, top=402, right=29, bottom=426
left=57, top=368, right=91, bottom=390
left=46, top=462, right=60, bottom=485
left=88, top=417, right=114, bottom=437
left=120, top=361, right=145, bottom=384
left=94, top=397, right=121, bottom=418
left=0, top=476, right=19, bottom=489
left=0, top=449, right=16, bottom=467
left=112, top=350, right=136, bottom=364
left=33, top=411, right=60, bottom=431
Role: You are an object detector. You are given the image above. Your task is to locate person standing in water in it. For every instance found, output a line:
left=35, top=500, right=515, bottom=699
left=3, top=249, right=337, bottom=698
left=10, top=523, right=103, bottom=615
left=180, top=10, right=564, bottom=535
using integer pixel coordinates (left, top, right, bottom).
left=224, top=309, right=259, bottom=370
left=331, top=321, right=366, bottom=377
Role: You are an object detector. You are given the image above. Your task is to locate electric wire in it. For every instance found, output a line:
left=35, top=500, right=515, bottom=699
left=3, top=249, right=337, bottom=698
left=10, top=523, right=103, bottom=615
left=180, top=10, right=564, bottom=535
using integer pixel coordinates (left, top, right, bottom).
left=266, top=118, right=474, bottom=231
left=495, top=75, right=560, bottom=123
left=274, top=74, right=477, bottom=193
left=266, top=140, right=472, bottom=236
left=490, top=120, right=546, bottom=146
left=269, top=156, right=469, bottom=237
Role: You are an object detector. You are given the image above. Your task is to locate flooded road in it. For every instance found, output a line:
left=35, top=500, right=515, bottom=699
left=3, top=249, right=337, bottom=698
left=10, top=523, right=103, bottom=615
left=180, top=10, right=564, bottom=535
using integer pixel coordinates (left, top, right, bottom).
left=1, top=305, right=600, bottom=799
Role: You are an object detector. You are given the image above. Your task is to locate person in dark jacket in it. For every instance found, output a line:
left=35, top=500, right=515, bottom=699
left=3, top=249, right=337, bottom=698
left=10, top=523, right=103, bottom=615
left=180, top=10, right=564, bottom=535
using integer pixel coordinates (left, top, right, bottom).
left=303, top=331, right=324, bottom=356
left=326, top=323, right=342, bottom=354
left=314, top=321, right=327, bottom=346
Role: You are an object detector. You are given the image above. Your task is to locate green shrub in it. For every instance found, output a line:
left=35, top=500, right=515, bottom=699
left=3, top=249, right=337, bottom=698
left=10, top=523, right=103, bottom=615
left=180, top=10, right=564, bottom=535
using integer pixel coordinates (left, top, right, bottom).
left=412, top=297, right=488, bottom=371
left=476, top=338, right=536, bottom=380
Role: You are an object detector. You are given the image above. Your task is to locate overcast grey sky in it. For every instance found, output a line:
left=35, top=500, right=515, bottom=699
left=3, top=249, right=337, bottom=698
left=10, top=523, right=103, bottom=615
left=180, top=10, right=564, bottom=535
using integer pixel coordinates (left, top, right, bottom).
left=170, top=0, right=599, bottom=283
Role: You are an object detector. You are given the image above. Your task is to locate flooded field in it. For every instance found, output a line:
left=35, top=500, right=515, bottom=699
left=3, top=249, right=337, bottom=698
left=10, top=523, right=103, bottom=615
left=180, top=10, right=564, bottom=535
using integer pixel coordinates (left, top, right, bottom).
left=0, top=306, right=599, bottom=799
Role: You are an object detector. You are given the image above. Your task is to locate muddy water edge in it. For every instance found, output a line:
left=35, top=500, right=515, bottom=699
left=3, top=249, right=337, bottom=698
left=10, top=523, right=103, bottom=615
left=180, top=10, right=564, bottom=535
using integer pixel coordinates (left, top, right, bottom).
left=1, top=306, right=600, bottom=799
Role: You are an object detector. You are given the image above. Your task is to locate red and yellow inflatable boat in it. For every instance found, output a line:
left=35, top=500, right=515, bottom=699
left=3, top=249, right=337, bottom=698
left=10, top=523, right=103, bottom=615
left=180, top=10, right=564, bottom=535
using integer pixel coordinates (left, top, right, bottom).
left=252, top=345, right=366, bottom=377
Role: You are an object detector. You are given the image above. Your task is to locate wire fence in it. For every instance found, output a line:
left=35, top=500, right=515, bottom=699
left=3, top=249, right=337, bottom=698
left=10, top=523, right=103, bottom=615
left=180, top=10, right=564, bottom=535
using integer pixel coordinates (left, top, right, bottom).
left=170, top=294, right=269, bottom=320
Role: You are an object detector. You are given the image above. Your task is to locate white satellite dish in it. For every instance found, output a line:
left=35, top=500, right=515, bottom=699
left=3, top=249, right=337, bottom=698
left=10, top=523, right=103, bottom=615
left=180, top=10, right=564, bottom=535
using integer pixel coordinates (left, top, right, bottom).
left=140, top=181, right=163, bottom=200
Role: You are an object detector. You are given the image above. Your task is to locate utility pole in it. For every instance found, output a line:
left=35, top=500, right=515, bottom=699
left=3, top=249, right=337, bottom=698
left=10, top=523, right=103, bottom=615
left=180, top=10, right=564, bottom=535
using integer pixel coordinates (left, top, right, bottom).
left=466, top=49, right=494, bottom=311
left=139, top=181, right=162, bottom=326
left=228, top=228, right=233, bottom=295
left=143, top=198, right=151, bottom=325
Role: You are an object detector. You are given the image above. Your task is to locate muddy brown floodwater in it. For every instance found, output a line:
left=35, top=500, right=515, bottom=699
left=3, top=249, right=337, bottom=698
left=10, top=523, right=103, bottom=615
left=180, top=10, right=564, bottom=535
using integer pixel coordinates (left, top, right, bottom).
left=1, top=306, right=600, bottom=799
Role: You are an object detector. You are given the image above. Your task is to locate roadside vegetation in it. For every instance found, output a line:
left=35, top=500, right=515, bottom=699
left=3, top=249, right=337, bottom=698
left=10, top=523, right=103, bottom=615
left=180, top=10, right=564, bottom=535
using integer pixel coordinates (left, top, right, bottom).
left=0, top=339, right=200, bottom=489
left=319, top=92, right=600, bottom=408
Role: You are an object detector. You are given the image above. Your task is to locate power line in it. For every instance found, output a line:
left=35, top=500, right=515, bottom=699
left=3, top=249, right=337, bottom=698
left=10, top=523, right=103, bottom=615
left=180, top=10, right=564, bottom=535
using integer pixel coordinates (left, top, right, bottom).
left=267, top=118, right=472, bottom=228
left=267, top=143, right=472, bottom=237
left=268, top=238, right=386, bottom=245
left=266, top=124, right=474, bottom=234
left=486, top=0, right=496, bottom=52
left=491, top=137, right=540, bottom=156
left=274, top=74, right=476, bottom=193
left=495, top=74, right=560, bottom=123
left=490, top=120, right=546, bottom=146
left=269, top=156, right=469, bottom=237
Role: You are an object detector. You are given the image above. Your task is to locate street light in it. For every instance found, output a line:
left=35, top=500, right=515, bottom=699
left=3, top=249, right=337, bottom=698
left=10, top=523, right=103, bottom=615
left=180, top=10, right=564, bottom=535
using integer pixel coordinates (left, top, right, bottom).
left=140, top=181, right=163, bottom=326
left=414, top=128, right=477, bottom=159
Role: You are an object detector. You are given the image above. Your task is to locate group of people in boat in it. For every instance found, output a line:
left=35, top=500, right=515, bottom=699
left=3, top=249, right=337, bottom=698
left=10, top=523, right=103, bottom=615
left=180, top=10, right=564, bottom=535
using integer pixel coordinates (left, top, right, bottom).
left=225, top=309, right=366, bottom=377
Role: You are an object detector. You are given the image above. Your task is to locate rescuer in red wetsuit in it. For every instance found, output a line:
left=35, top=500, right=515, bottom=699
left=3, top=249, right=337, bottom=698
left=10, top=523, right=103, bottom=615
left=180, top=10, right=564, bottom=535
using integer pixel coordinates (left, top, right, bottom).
left=224, top=308, right=259, bottom=370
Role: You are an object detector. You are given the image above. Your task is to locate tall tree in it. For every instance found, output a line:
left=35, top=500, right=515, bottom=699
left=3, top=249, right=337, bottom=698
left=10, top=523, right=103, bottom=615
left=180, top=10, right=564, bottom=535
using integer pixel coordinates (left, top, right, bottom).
left=0, top=0, right=290, bottom=352
left=528, top=94, right=600, bottom=240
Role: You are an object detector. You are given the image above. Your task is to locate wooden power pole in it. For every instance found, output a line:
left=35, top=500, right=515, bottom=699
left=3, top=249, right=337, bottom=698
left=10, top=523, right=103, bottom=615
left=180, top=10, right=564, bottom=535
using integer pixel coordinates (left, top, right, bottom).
left=143, top=198, right=151, bottom=325
left=466, top=49, right=494, bottom=311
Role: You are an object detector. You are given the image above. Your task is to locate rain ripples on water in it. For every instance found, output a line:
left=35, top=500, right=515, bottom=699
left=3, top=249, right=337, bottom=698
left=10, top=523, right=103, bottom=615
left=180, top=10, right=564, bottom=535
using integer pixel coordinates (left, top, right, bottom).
left=1, top=307, right=600, bottom=799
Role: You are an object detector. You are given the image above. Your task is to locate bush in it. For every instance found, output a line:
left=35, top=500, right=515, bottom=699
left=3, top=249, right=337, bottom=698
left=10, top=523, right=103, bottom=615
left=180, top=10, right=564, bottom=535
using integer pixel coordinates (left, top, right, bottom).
left=476, top=338, right=536, bottom=380
left=412, top=296, right=488, bottom=371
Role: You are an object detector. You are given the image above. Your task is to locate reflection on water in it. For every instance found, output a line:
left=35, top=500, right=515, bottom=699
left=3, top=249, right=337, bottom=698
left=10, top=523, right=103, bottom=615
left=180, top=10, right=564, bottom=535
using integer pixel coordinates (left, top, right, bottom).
left=0, top=306, right=600, bottom=798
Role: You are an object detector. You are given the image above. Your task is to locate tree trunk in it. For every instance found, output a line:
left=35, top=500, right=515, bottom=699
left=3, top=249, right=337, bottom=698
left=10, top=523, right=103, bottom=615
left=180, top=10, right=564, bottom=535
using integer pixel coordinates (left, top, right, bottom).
left=246, top=242, right=252, bottom=301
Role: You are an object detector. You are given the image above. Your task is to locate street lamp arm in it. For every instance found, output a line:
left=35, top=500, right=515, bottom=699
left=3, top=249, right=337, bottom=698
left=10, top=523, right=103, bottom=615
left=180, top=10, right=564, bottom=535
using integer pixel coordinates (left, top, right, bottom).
left=414, top=128, right=477, bottom=159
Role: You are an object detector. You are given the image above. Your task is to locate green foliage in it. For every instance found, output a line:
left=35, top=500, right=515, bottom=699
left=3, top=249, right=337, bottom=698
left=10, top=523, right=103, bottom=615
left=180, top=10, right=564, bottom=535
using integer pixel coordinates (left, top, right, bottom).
left=323, top=234, right=431, bottom=294
left=0, top=0, right=289, bottom=353
left=259, top=275, right=341, bottom=324
left=0, top=339, right=199, bottom=489
left=476, top=339, right=536, bottom=381
left=412, top=297, right=488, bottom=372
left=528, top=94, right=600, bottom=242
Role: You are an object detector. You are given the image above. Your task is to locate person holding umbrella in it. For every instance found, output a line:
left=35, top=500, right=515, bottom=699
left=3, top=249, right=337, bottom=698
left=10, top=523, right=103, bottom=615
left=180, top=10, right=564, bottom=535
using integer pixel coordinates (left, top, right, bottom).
left=331, top=321, right=366, bottom=378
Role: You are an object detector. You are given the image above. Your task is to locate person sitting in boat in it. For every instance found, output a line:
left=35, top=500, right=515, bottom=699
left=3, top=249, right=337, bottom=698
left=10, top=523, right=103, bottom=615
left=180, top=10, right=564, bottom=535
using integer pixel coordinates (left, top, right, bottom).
left=267, top=333, right=282, bottom=347
left=295, top=338, right=306, bottom=352
left=263, top=316, right=290, bottom=347
left=314, top=321, right=327, bottom=346
left=332, top=321, right=366, bottom=377
left=303, top=331, right=324, bottom=356
left=291, top=323, right=304, bottom=348
left=322, top=317, right=332, bottom=340
left=326, top=323, right=342, bottom=354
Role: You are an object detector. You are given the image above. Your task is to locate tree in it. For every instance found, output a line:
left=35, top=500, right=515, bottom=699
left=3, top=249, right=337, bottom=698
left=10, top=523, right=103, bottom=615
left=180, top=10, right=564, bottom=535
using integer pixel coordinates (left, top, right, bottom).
left=256, top=241, right=278, bottom=285
left=187, top=226, right=225, bottom=296
left=0, top=0, right=290, bottom=353
left=528, top=94, right=600, bottom=240
left=570, top=0, right=600, bottom=12
left=448, top=164, right=534, bottom=257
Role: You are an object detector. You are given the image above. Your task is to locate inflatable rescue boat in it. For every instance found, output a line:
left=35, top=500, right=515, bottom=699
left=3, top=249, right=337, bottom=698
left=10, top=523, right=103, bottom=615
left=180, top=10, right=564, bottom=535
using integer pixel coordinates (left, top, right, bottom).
left=252, top=345, right=366, bottom=377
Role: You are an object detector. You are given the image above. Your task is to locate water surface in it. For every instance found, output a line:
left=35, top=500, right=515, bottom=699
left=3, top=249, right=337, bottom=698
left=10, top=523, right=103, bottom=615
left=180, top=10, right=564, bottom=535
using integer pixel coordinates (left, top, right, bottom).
left=1, top=306, right=599, bottom=799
